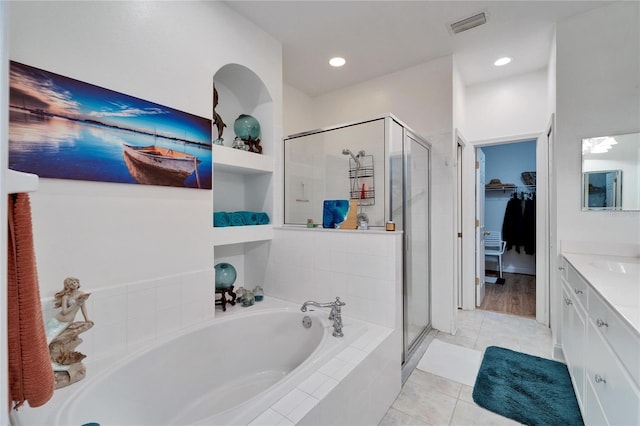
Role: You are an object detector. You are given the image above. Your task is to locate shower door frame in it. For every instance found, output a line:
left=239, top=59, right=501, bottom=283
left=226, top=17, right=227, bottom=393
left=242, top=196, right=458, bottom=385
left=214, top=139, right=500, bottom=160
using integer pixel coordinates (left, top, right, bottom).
left=400, top=127, right=432, bottom=364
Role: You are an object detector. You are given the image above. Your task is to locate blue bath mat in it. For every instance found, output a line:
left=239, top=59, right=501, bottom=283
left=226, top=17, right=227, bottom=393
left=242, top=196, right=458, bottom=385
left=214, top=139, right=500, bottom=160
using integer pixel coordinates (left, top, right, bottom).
left=473, top=346, right=584, bottom=426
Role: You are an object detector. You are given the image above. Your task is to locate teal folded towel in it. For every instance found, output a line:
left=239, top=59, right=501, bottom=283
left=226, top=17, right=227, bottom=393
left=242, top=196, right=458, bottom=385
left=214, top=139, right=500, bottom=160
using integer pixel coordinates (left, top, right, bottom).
left=228, top=212, right=246, bottom=226
left=256, top=212, right=270, bottom=225
left=237, top=211, right=258, bottom=225
left=213, top=212, right=230, bottom=227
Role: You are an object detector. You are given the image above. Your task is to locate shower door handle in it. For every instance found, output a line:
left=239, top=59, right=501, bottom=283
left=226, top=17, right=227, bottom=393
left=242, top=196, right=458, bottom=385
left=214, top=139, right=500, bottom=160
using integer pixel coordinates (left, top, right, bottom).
left=405, top=235, right=410, bottom=252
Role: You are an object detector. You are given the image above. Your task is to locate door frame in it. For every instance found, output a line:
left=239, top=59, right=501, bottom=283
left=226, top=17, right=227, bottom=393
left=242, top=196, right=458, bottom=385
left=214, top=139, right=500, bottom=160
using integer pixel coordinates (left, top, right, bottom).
left=460, top=130, right=550, bottom=326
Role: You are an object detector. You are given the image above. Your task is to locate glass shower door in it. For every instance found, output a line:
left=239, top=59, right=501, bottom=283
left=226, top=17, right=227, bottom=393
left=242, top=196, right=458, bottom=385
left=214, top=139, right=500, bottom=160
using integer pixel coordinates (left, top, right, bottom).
left=403, top=131, right=431, bottom=359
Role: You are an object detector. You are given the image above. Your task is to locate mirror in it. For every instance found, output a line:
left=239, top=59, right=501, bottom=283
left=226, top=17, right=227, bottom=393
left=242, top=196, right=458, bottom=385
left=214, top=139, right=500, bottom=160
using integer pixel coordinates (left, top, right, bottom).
left=582, top=132, right=640, bottom=211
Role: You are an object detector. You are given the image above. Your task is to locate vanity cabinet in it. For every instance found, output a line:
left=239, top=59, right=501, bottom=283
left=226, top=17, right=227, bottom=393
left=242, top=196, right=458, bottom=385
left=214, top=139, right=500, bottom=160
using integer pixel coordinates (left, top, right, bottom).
left=561, top=257, right=640, bottom=425
left=560, top=269, right=587, bottom=408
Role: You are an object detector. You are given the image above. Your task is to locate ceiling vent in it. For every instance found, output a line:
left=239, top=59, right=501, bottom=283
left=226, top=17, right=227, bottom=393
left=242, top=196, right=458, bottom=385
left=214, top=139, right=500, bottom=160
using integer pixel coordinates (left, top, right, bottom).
left=450, top=11, right=488, bottom=35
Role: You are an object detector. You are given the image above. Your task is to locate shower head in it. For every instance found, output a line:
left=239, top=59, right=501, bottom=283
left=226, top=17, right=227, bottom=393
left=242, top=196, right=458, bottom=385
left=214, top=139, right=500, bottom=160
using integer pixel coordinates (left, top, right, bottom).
left=342, top=148, right=360, bottom=166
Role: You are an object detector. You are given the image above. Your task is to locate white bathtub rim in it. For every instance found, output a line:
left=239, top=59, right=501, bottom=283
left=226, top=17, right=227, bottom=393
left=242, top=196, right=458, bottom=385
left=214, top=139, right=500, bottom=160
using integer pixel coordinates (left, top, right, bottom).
left=53, top=300, right=365, bottom=426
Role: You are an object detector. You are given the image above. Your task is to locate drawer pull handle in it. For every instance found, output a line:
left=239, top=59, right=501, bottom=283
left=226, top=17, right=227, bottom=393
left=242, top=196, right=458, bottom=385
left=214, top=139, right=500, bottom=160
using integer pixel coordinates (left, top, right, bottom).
left=594, top=374, right=606, bottom=384
left=596, top=319, right=608, bottom=328
left=574, top=288, right=583, bottom=295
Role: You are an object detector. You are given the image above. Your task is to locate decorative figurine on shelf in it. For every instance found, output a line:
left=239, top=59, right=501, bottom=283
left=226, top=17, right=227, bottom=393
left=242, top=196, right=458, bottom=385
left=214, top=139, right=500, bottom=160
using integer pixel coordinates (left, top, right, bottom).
left=233, top=114, right=262, bottom=154
left=212, top=81, right=226, bottom=146
left=214, top=263, right=237, bottom=311
left=45, top=277, right=94, bottom=389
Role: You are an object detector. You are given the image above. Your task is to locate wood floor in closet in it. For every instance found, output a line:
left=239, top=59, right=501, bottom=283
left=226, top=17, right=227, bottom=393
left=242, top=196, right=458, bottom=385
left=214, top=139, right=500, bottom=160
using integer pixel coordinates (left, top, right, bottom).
left=480, top=272, right=536, bottom=318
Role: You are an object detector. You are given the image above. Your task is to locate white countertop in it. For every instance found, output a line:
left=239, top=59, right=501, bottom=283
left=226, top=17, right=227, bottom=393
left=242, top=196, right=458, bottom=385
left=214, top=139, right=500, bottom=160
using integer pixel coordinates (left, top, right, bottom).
left=563, top=252, right=640, bottom=335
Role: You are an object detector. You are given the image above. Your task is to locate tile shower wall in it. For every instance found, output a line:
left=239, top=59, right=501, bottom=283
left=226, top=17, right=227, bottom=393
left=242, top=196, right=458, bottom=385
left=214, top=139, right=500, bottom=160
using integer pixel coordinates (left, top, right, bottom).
left=41, top=269, right=213, bottom=363
left=265, top=228, right=403, bottom=329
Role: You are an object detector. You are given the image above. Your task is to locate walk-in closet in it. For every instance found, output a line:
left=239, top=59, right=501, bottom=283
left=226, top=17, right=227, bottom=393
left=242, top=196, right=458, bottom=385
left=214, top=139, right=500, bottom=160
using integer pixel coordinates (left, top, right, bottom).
left=480, top=140, right=537, bottom=318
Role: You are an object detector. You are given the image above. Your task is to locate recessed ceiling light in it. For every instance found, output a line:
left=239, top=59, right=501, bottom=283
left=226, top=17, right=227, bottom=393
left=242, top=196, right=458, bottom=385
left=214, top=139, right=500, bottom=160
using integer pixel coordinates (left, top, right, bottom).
left=329, top=57, right=346, bottom=67
left=494, top=57, right=512, bottom=66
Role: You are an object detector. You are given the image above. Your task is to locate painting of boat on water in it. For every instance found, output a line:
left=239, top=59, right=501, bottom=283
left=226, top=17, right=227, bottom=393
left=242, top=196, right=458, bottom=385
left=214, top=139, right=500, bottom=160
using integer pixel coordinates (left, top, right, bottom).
left=8, top=61, right=212, bottom=189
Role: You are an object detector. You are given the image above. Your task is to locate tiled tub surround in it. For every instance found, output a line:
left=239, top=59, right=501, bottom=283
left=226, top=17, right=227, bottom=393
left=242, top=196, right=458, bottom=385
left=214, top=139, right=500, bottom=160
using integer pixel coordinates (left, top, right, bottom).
left=39, top=269, right=215, bottom=364
left=13, top=298, right=398, bottom=425
left=561, top=243, right=640, bottom=425
left=266, top=227, right=403, bottom=330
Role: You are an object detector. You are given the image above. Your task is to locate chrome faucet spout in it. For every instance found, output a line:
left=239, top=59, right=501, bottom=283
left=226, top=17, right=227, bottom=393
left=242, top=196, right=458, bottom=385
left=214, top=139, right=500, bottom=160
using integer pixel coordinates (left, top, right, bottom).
left=300, top=297, right=346, bottom=337
left=300, top=300, right=335, bottom=312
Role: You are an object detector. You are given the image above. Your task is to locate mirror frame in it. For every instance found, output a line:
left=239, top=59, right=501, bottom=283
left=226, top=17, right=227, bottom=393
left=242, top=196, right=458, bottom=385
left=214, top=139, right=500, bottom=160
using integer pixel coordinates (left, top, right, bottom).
left=581, top=132, right=640, bottom=211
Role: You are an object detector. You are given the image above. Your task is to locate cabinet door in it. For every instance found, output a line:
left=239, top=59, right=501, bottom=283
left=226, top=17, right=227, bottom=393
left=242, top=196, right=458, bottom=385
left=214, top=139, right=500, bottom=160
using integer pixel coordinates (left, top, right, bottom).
left=586, top=320, right=640, bottom=426
left=562, top=283, right=586, bottom=408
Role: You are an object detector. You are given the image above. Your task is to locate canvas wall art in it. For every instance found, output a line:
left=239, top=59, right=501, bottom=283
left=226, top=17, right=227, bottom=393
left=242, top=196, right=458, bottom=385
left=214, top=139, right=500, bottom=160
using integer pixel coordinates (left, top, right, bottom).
left=8, top=61, right=212, bottom=189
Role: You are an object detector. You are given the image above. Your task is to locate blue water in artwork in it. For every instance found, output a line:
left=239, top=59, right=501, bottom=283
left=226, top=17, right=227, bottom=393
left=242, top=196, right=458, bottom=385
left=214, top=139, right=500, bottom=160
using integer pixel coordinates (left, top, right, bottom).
left=9, top=111, right=212, bottom=189
left=323, top=199, right=350, bottom=228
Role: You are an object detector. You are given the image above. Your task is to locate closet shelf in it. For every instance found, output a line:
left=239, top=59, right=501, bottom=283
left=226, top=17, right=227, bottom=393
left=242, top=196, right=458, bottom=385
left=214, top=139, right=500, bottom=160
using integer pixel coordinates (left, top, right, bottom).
left=485, top=184, right=536, bottom=193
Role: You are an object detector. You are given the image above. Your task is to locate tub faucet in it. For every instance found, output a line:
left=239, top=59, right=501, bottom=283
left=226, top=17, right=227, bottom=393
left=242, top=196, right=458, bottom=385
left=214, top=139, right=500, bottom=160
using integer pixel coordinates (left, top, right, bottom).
left=300, top=297, right=346, bottom=337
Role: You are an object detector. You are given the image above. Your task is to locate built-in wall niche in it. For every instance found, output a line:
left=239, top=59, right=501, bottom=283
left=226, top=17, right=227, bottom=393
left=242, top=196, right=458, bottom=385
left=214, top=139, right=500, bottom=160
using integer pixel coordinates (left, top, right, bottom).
left=212, top=64, right=274, bottom=245
left=212, top=63, right=274, bottom=247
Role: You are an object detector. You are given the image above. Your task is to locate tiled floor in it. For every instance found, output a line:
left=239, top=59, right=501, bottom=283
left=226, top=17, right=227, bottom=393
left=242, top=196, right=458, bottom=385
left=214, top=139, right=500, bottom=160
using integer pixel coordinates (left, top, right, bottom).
left=380, top=309, right=554, bottom=425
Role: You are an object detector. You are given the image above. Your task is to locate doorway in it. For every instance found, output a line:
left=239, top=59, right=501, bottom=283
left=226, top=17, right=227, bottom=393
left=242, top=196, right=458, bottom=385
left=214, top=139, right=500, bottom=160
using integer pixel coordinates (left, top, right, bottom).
left=477, top=140, right=537, bottom=318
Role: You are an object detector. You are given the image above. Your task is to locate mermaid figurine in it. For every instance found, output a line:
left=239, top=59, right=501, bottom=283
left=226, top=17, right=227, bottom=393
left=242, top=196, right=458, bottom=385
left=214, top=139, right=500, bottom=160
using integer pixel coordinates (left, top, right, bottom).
left=45, top=277, right=92, bottom=344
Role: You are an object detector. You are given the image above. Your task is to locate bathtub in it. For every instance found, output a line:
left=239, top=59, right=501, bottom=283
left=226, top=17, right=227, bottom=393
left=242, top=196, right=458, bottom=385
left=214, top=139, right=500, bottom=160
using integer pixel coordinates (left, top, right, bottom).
left=53, top=304, right=366, bottom=425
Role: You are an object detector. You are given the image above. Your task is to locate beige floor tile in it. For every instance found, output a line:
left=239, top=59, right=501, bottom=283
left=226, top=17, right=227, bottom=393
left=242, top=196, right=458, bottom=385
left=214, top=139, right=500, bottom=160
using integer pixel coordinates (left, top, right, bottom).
left=392, top=382, right=457, bottom=425
left=387, top=309, right=553, bottom=426
left=407, top=369, right=462, bottom=399
left=450, top=400, right=522, bottom=425
left=379, top=407, right=430, bottom=426
left=458, top=385, right=475, bottom=404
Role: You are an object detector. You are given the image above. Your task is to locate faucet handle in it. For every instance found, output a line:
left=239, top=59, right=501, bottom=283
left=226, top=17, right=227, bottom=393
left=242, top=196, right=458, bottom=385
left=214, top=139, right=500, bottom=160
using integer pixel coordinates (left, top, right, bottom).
left=334, top=297, right=346, bottom=306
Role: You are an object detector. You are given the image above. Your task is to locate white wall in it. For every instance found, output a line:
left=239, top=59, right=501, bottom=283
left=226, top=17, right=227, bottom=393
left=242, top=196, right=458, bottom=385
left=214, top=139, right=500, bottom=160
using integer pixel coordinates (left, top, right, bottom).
left=8, top=0, right=282, bottom=295
left=283, top=84, right=316, bottom=137
left=465, top=69, right=549, bottom=142
left=554, top=0, right=640, bottom=342
left=4, top=2, right=282, bottom=408
left=555, top=1, right=640, bottom=244
left=285, top=57, right=457, bottom=333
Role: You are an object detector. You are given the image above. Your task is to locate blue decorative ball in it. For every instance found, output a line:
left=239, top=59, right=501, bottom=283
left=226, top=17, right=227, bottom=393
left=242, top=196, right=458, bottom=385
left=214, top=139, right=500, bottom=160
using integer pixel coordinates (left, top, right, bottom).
left=214, top=263, right=237, bottom=289
left=233, top=114, right=261, bottom=141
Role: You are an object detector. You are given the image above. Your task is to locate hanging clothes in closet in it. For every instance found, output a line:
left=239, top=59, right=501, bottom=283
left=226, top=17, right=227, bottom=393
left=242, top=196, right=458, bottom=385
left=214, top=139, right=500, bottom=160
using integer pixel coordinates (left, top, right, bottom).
left=501, top=191, right=535, bottom=255
left=502, top=192, right=523, bottom=253
left=523, top=193, right=536, bottom=255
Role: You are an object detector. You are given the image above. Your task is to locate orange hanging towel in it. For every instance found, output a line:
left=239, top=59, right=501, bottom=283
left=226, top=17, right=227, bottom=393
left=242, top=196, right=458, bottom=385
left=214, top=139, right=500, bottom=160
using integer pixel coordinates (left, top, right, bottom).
left=7, top=193, right=54, bottom=410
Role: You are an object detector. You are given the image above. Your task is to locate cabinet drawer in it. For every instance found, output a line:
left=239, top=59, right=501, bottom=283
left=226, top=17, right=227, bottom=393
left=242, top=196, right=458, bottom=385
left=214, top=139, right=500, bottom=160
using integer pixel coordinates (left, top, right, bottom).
left=584, top=378, right=607, bottom=426
left=586, top=321, right=640, bottom=426
left=589, top=287, right=640, bottom=386
left=566, top=263, right=588, bottom=308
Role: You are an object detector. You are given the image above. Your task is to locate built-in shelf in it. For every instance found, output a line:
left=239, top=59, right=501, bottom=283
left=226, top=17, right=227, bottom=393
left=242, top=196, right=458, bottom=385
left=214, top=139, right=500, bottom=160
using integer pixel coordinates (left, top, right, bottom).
left=212, top=144, right=273, bottom=175
left=6, top=169, right=39, bottom=194
left=213, top=224, right=273, bottom=246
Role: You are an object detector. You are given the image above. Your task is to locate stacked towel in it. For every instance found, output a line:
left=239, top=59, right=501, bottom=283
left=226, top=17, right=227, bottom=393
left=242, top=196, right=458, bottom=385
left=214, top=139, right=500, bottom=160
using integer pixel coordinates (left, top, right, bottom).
left=213, top=212, right=230, bottom=227
left=213, top=211, right=270, bottom=227
left=256, top=212, right=270, bottom=225
left=237, top=211, right=258, bottom=225
left=228, top=212, right=246, bottom=226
